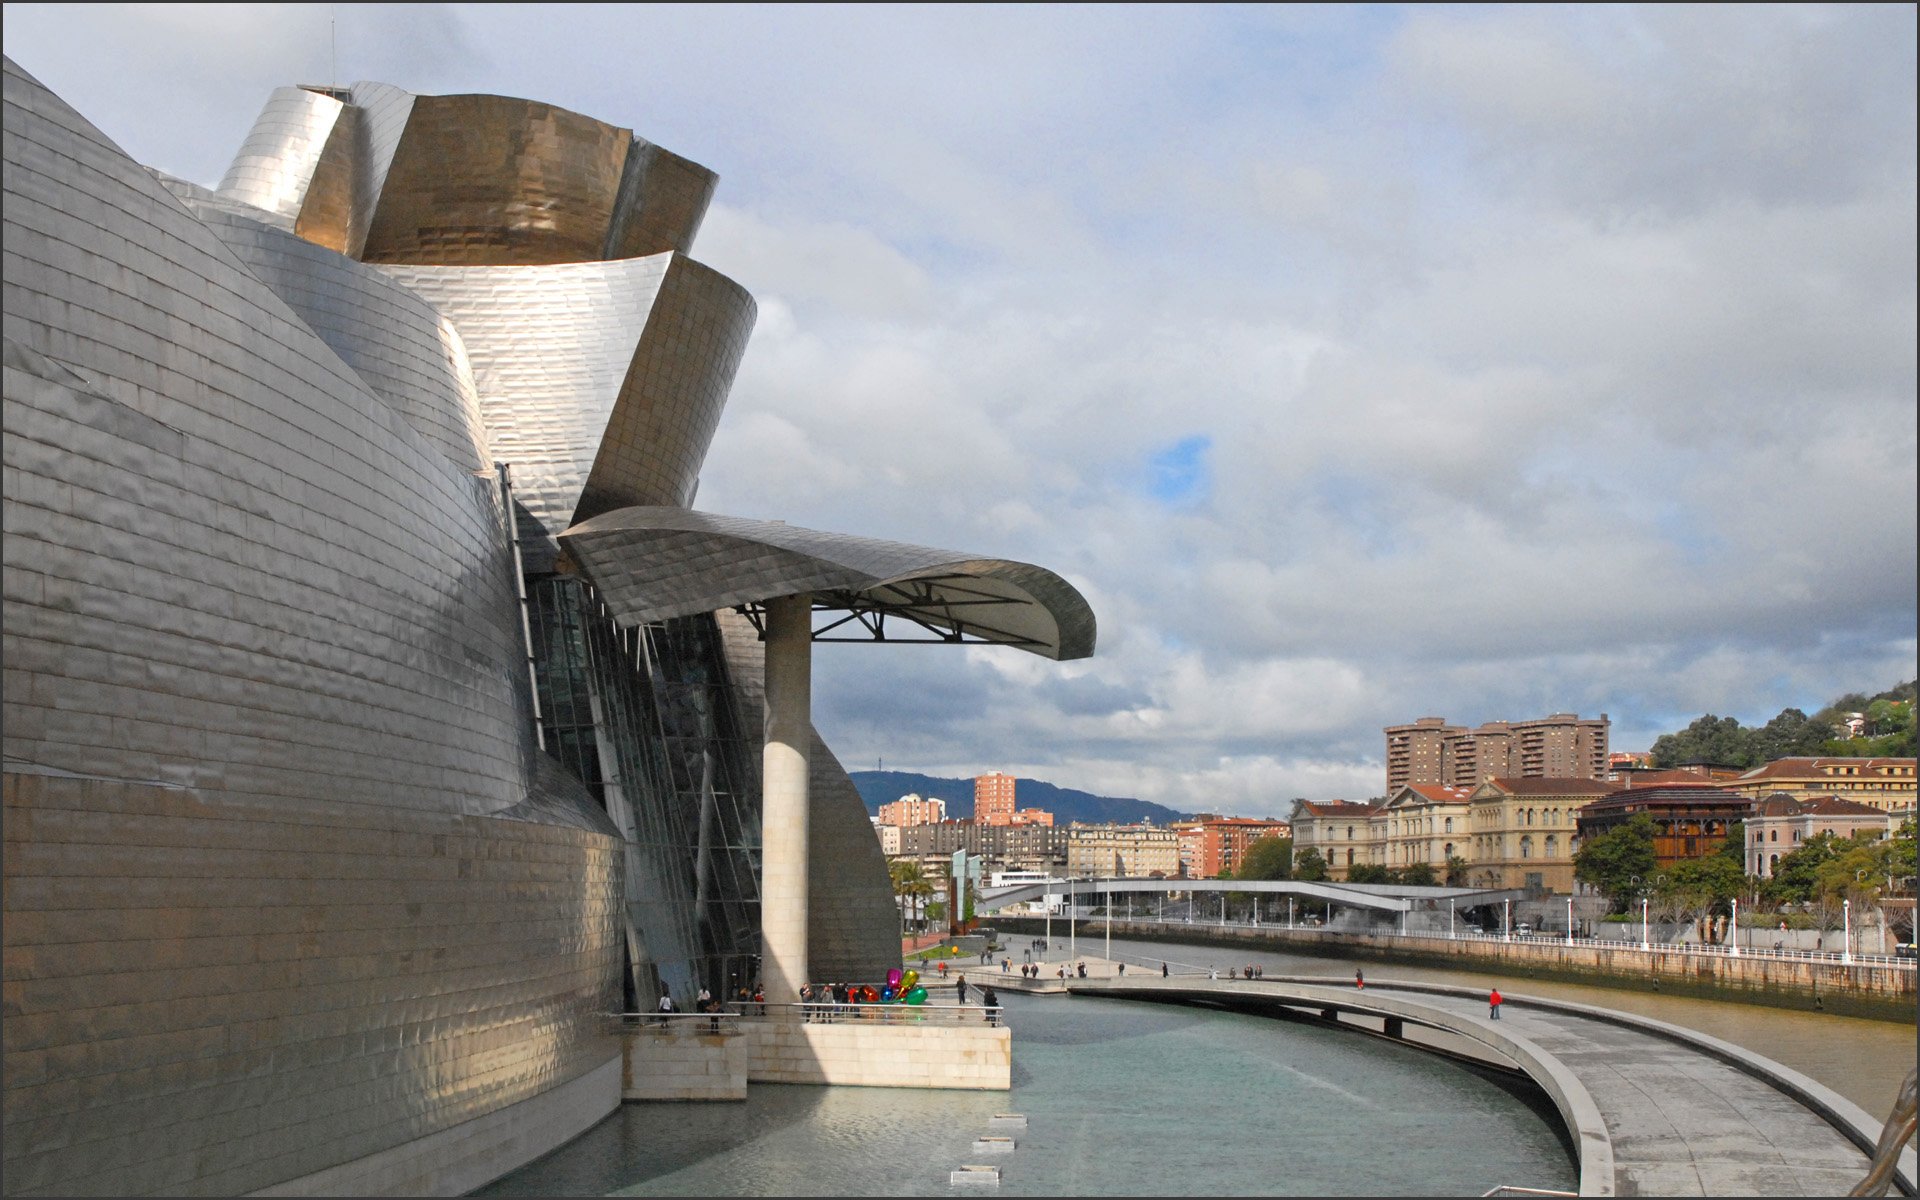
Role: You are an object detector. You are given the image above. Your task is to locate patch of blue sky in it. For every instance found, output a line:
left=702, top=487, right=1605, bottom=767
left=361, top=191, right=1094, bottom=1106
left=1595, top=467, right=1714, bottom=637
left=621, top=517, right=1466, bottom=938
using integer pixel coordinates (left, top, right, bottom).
left=1145, top=434, right=1213, bottom=506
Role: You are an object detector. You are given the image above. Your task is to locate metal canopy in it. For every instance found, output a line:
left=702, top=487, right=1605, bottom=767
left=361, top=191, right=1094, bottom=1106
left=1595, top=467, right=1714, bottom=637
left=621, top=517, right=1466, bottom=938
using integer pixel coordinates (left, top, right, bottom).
left=559, top=506, right=1097, bottom=660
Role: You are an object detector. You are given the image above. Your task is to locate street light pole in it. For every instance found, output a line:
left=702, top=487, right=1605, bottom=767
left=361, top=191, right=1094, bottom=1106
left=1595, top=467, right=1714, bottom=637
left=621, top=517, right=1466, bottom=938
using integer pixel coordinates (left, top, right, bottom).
left=1729, top=898, right=1739, bottom=957
left=1504, top=898, right=1511, bottom=942
left=1565, top=896, right=1573, bottom=947
left=1044, top=874, right=1053, bottom=959
left=1843, top=898, right=1852, bottom=964
left=1641, top=895, right=1650, bottom=952
left=1105, top=883, right=1111, bottom=961
left=1449, top=898, right=1455, bottom=940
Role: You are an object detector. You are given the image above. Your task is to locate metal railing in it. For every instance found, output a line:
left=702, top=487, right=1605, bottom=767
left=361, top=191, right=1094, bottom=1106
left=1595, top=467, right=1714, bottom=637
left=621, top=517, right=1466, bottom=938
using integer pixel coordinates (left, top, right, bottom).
left=1068, top=913, right=1915, bottom=969
left=754, top=1001, right=1005, bottom=1027
left=606, top=1011, right=744, bottom=1036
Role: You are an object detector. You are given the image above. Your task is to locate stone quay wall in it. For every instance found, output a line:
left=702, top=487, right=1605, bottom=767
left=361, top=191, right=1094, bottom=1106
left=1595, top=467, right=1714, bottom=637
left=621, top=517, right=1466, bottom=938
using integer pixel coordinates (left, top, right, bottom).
left=621, top=1026, right=748, bottom=1101
left=742, top=1020, right=1011, bottom=1090
left=994, top=917, right=1915, bottom=1022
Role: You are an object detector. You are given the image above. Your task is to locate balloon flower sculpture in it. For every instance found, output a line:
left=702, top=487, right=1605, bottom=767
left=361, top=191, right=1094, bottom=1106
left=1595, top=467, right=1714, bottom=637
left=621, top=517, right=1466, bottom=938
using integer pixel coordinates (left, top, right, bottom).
left=881, top=967, right=928, bottom=1005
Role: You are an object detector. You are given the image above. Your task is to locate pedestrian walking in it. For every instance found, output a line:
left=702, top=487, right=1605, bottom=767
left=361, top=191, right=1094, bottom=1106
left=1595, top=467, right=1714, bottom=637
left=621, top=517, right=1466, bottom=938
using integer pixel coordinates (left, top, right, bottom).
left=1355, top=969, right=1364, bottom=990
left=1162, top=962, right=1169, bottom=978
left=956, top=975, right=969, bottom=1005
left=1002, top=958, right=1010, bottom=973
left=1118, top=961, right=1126, bottom=976
left=1489, top=988, right=1503, bottom=1020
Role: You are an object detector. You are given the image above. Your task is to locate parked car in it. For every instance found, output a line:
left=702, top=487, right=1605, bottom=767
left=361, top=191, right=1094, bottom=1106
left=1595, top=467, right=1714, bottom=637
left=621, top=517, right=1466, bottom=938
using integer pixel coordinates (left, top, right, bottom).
left=1514, top=923, right=1533, bottom=935
left=1895, top=942, right=1917, bottom=959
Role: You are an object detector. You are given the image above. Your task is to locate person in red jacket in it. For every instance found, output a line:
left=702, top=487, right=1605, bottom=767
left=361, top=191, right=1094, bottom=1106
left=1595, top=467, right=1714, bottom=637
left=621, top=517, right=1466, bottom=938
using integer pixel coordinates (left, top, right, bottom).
left=1489, top=988, right=1503, bottom=1020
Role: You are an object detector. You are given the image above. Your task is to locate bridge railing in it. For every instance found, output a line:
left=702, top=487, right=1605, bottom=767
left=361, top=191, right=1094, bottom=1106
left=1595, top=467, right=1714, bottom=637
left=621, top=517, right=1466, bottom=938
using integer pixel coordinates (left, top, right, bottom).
left=1067, top=913, right=1914, bottom=968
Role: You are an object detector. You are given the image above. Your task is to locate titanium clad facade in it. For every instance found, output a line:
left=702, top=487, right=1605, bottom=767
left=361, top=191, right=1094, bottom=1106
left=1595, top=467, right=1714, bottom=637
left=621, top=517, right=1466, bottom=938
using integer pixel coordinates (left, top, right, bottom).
left=5, top=60, right=1029, bottom=1195
left=3, top=59, right=624, bottom=1195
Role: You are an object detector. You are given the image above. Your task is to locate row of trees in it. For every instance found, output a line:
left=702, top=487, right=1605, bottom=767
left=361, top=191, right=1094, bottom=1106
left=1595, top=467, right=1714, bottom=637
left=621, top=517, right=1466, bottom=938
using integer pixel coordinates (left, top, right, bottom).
left=1224, top=836, right=1474, bottom=888
left=1572, top=814, right=1917, bottom=942
left=1648, top=681, right=1916, bottom=767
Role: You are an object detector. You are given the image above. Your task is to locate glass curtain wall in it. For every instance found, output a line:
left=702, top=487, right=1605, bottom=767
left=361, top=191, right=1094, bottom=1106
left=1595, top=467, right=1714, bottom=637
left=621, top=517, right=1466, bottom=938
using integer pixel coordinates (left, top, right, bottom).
left=526, top=574, right=763, bottom=1008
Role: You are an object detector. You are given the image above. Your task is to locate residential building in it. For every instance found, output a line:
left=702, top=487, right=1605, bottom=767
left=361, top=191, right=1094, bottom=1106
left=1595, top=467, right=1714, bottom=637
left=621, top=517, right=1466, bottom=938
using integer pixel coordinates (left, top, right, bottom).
left=1065, top=824, right=1180, bottom=878
left=975, top=772, right=1018, bottom=824
left=873, top=821, right=903, bottom=855
left=1745, top=793, right=1891, bottom=879
left=1290, top=800, right=1381, bottom=881
left=1573, top=785, right=1752, bottom=872
left=1468, top=777, right=1625, bottom=893
left=1377, top=784, right=1474, bottom=879
left=1184, top=818, right=1291, bottom=878
left=1385, top=713, right=1609, bottom=793
left=897, top=820, right=1068, bottom=874
left=1718, top=758, right=1918, bottom=815
left=877, top=793, right=948, bottom=826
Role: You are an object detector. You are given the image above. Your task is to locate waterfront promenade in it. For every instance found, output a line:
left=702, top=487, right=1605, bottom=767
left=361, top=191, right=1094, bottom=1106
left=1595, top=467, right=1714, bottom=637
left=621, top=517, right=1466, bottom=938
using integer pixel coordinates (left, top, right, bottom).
left=1065, top=973, right=1912, bottom=1197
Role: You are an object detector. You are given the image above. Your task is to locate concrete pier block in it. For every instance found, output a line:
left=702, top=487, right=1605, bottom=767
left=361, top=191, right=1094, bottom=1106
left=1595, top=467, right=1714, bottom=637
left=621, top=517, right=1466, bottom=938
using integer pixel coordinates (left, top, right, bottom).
left=972, top=1136, right=1015, bottom=1154
left=950, top=1165, right=1001, bottom=1185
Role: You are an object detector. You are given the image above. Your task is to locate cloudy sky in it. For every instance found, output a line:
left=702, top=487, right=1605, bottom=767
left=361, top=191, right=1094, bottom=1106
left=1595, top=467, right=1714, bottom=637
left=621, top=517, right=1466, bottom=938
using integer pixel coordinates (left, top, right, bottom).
left=6, top=4, right=1914, bottom=815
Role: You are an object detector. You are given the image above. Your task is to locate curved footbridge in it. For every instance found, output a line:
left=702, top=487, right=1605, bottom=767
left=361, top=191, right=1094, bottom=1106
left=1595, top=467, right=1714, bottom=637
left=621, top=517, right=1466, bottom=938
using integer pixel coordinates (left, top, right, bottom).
left=1069, top=976, right=1915, bottom=1197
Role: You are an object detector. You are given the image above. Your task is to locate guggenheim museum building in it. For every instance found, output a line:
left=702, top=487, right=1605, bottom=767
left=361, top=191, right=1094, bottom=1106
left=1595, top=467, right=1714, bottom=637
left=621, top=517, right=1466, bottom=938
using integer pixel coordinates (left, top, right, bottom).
left=2, top=60, right=1093, bottom=1195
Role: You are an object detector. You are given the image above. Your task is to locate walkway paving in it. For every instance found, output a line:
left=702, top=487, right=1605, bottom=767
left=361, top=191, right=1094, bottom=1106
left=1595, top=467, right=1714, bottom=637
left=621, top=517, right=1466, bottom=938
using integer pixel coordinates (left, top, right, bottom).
left=1067, top=976, right=1911, bottom=1197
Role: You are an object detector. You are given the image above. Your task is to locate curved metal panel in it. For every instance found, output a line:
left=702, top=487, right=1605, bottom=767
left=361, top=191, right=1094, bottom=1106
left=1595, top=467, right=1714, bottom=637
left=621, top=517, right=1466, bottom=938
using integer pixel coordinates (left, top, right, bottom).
left=215, top=85, right=347, bottom=233
left=188, top=201, right=494, bottom=472
left=361, top=93, right=632, bottom=265
left=576, top=255, right=756, bottom=517
left=606, top=138, right=719, bottom=259
left=562, top=508, right=1098, bottom=660
left=375, top=255, right=672, bottom=548
left=342, top=80, right=415, bottom=259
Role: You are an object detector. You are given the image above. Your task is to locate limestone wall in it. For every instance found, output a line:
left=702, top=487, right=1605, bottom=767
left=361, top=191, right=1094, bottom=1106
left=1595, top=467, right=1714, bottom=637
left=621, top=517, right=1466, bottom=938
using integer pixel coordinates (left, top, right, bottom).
left=622, top=1027, right=748, bottom=1101
left=742, top=1020, right=1011, bottom=1090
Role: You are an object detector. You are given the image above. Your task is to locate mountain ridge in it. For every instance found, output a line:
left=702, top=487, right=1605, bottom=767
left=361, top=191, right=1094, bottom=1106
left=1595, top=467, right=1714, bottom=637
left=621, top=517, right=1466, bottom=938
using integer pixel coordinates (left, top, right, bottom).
left=850, top=770, right=1192, bottom=826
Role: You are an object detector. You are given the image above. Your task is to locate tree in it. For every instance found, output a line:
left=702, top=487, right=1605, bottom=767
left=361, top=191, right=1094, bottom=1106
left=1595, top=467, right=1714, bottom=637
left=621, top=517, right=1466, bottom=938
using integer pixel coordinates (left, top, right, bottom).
left=1444, top=855, right=1471, bottom=887
left=1399, top=862, right=1437, bottom=887
left=1766, top=832, right=1843, bottom=904
left=889, top=860, right=934, bottom=930
left=1236, top=836, right=1293, bottom=882
left=1573, top=813, right=1658, bottom=911
left=1659, top=855, right=1745, bottom=940
left=1751, top=709, right=1830, bottom=762
left=1346, top=863, right=1393, bottom=884
left=1649, top=714, right=1754, bottom=769
left=1293, top=848, right=1329, bottom=882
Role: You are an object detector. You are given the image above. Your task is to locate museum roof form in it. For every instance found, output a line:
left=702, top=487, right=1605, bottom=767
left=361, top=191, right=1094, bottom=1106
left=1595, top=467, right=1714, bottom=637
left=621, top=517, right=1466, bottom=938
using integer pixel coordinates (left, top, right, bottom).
left=560, top=506, right=1095, bottom=660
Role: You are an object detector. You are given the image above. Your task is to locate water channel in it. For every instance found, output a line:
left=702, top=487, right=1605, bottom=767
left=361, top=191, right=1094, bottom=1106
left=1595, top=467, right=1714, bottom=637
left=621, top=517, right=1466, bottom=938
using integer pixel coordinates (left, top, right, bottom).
left=478, top=934, right=1913, bottom=1197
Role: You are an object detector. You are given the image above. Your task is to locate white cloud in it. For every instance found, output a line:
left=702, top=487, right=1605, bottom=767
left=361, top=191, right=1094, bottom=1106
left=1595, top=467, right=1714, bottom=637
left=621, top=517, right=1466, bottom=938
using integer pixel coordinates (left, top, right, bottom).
left=5, top=3, right=1912, bottom=811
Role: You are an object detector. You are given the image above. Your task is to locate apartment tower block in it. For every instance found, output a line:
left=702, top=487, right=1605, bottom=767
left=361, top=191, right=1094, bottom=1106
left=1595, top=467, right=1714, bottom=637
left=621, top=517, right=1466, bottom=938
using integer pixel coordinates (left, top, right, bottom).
left=1385, top=713, right=1609, bottom=794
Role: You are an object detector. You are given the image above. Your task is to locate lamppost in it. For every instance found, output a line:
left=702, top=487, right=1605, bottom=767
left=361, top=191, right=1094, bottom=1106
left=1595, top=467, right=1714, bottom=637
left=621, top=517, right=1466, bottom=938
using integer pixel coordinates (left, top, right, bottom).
left=1504, top=898, right=1512, bottom=942
left=1565, top=896, right=1574, bottom=947
left=1105, top=882, right=1112, bottom=962
left=1729, top=897, right=1739, bottom=957
left=1843, top=898, right=1853, bottom=964
left=1043, top=873, right=1053, bottom=960
left=1289, top=896, right=1295, bottom=929
left=1449, top=898, right=1455, bottom=940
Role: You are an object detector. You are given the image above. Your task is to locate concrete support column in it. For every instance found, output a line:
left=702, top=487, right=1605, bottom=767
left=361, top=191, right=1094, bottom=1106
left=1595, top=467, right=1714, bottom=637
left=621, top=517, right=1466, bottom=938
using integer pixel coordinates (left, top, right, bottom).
left=760, top=593, right=813, bottom=1005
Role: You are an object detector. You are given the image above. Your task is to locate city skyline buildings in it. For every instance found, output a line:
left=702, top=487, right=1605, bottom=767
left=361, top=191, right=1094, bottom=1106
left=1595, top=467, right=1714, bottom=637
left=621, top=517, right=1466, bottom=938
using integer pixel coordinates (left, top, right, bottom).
left=4, top=4, right=1910, bottom=820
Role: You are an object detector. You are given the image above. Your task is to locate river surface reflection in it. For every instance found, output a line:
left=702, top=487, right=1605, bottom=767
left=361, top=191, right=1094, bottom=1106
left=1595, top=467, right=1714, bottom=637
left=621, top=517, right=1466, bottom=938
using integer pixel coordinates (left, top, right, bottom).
left=478, top=987, right=1576, bottom=1197
left=1088, top=931, right=1915, bottom=1116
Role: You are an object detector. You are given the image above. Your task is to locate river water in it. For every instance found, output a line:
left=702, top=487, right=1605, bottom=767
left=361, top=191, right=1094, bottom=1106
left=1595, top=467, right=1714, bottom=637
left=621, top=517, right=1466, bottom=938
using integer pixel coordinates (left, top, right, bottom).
left=477, top=934, right=1912, bottom=1197
left=480, top=988, right=1574, bottom=1197
left=1084, top=932, right=1915, bottom=1117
